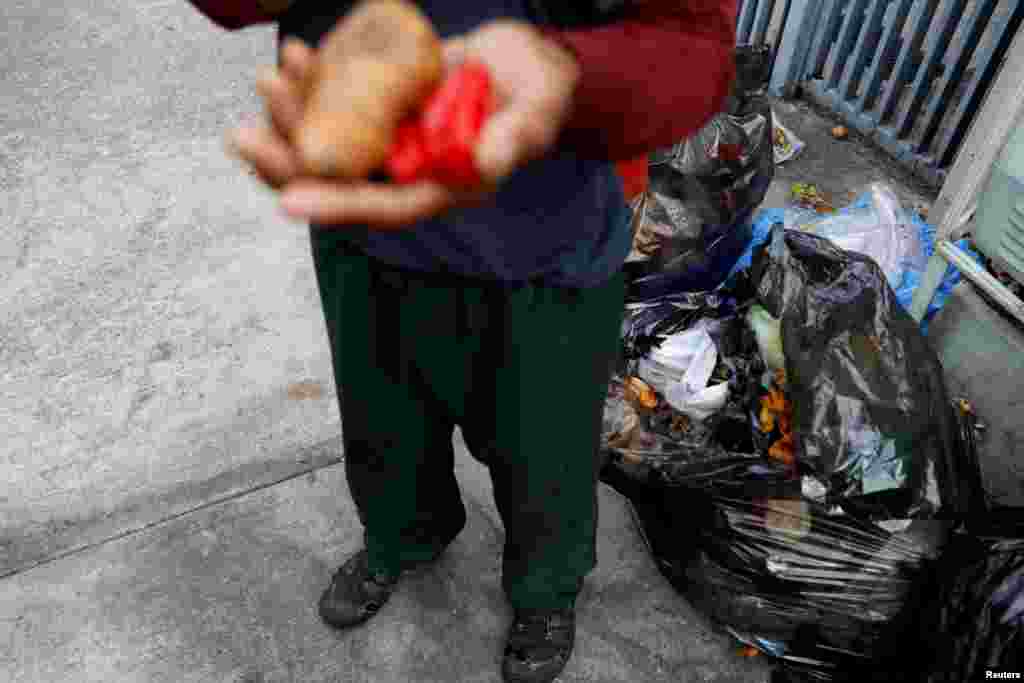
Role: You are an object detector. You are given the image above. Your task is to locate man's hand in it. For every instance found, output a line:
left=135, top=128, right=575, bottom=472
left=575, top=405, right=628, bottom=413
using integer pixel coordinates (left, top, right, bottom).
left=227, top=21, right=580, bottom=228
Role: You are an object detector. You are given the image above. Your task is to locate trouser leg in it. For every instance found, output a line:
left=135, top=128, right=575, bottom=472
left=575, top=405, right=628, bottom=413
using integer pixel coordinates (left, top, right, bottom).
left=462, top=273, right=626, bottom=609
left=311, top=233, right=467, bottom=576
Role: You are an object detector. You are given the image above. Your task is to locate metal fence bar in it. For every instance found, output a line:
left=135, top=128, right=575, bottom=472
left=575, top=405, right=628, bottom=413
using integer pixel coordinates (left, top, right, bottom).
left=756, top=0, right=1022, bottom=188
left=825, top=0, right=871, bottom=89
left=771, top=0, right=794, bottom=56
left=877, top=0, right=942, bottom=125
left=751, top=0, right=776, bottom=45
left=917, top=0, right=1000, bottom=154
left=769, top=0, right=823, bottom=96
left=808, top=0, right=846, bottom=78
left=737, top=0, right=760, bottom=44
left=856, top=0, right=916, bottom=113
left=895, top=0, right=970, bottom=139
left=838, top=0, right=889, bottom=100
left=936, top=1, right=1024, bottom=167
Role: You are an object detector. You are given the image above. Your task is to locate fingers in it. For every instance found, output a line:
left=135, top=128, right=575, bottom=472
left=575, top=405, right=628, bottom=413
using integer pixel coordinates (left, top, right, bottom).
left=280, top=179, right=456, bottom=228
left=256, top=68, right=305, bottom=140
left=244, top=39, right=315, bottom=190
left=262, top=39, right=316, bottom=140
left=280, top=38, right=315, bottom=85
left=474, top=104, right=560, bottom=184
left=227, top=124, right=302, bottom=190
left=460, top=25, right=579, bottom=184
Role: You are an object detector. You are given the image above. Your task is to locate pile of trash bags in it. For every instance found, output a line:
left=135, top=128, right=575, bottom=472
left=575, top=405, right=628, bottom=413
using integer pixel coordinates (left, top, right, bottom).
left=601, top=227, right=1024, bottom=681
left=605, top=40, right=1022, bottom=680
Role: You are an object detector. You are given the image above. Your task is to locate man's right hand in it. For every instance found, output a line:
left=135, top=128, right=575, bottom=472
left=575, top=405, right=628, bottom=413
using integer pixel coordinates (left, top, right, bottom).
left=228, top=38, right=315, bottom=191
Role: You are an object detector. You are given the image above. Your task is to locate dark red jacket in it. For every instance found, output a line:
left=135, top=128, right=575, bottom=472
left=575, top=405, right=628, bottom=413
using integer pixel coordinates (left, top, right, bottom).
left=186, top=0, right=737, bottom=161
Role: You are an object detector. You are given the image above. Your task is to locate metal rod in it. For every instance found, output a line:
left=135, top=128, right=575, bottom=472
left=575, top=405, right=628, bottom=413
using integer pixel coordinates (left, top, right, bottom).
left=938, top=240, right=1024, bottom=326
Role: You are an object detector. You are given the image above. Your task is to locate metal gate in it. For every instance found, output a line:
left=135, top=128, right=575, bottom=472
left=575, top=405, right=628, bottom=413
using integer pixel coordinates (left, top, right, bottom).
left=739, top=0, right=1024, bottom=188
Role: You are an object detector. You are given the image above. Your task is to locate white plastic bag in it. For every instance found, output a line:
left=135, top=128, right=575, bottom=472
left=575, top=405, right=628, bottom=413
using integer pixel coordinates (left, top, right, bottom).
left=799, top=184, right=927, bottom=290
left=638, top=326, right=729, bottom=421
left=637, top=322, right=712, bottom=394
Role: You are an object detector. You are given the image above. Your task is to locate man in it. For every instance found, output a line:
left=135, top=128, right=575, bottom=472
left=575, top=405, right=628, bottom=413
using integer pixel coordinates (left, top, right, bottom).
left=187, top=2, right=736, bottom=681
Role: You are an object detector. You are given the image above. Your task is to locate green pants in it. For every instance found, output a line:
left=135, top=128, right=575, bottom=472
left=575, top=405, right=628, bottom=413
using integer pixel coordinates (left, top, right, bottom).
left=311, top=232, right=625, bottom=610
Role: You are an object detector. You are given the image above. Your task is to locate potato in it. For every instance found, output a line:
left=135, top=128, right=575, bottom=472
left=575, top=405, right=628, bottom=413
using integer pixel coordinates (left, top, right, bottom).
left=296, top=0, right=444, bottom=178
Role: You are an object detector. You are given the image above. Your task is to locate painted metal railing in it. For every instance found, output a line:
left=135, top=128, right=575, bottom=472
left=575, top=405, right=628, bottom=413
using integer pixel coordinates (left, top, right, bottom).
left=738, top=0, right=1024, bottom=188
left=736, top=0, right=792, bottom=50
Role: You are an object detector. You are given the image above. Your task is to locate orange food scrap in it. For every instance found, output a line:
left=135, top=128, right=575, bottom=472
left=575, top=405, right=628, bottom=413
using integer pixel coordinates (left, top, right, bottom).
left=759, top=374, right=797, bottom=465
left=769, top=431, right=796, bottom=465
left=759, top=386, right=788, bottom=433
left=778, top=409, right=792, bottom=436
left=625, top=377, right=658, bottom=410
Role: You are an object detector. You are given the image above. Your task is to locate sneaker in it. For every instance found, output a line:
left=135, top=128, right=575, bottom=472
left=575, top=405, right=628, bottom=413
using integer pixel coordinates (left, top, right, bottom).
left=501, top=608, right=576, bottom=683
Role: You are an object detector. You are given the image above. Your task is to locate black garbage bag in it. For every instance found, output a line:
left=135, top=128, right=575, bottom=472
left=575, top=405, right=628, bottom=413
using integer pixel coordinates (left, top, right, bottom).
left=620, top=288, right=741, bottom=361
left=602, top=227, right=975, bottom=682
left=748, top=228, right=975, bottom=522
left=607, top=273, right=772, bottom=482
left=625, top=45, right=775, bottom=299
left=905, top=405, right=1024, bottom=683
left=914, top=523, right=1024, bottom=683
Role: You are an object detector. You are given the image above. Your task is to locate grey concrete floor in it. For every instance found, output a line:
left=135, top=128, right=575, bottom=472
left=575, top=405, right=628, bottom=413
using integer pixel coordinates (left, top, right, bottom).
left=1, top=2, right=939, bottom=682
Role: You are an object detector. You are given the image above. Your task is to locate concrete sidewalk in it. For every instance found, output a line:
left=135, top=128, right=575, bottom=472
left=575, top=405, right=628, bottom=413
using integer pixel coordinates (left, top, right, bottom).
left=1, top=2, right=935, bottom=682
left=1, top=443, right=772, bottom=683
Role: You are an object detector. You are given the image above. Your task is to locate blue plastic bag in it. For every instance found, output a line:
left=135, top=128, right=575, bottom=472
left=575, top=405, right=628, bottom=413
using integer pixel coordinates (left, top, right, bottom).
left=730, top=191, right=983, bottom=329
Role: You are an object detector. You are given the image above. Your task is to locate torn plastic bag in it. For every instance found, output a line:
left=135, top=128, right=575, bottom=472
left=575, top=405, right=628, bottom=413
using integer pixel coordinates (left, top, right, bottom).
left=603, top=291, right=770, bottom=479
left=734, top=200, right=985, bottom=329
left=795, top=184, right=927, bottom=295
left=636, top=324, right=715, bottom=393
left=749, top=227, right=972, bottom=520
left=602, top=226, right=975, bottom=682
left=624, top=45, right=774, bottom=299
left=634, top=323, right=729, bottom=421
left=620, top=290, right=739, bottom=362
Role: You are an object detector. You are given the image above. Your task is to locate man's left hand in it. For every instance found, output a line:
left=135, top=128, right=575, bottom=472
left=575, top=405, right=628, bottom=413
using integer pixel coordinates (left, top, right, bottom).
left=228, top=21, right=580, bottom=228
